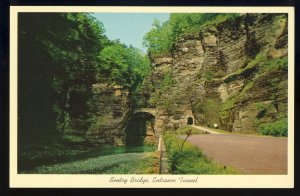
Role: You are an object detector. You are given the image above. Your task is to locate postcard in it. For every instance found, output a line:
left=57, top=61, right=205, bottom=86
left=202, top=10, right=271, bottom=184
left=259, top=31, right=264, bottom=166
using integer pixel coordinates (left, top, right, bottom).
left=10, top=6, right=294, bottom=188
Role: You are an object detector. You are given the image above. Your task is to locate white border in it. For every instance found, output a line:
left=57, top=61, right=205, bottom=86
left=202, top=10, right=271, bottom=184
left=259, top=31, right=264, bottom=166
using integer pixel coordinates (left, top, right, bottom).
left=10, top=6, right=295, bottom=188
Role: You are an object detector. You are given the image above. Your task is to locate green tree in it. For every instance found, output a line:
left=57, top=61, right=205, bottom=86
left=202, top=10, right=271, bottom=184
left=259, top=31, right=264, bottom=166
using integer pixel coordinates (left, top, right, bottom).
left=143, top=14, right=240, bottom=57
left=18, top=13, right=108, bottom=147
left=143, top=19, right=173, bottom=58
left=98, top=41, right=150, bottom=90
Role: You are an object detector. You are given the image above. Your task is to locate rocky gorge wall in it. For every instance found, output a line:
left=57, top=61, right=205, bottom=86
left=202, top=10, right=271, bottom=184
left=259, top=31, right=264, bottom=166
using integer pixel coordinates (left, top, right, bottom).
left=84, top=84, right=131, bottom=145
left=144, top=13, right=288, bottom=133
left=67, top=13, right=289, bottom=146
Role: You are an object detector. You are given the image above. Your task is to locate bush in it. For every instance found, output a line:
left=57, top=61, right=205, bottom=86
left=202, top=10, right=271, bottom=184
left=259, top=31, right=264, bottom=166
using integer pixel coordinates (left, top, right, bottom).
left=204, top=70, right=214, bottom=81
left=164, top=133, right=239, bottom=174
left=261, top=56, right=288, bottom=72
left=259, top=118, right=288, bottom=137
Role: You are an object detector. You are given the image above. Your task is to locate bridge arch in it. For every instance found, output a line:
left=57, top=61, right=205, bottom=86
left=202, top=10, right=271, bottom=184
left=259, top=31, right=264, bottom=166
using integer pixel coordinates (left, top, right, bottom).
left=125, top=111, right=156, bottom=146
left=134, top=108, right=157, bottom=116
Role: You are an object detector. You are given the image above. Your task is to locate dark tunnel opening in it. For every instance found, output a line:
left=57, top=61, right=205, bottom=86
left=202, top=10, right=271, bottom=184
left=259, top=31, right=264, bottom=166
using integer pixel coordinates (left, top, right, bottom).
left=187, top=117, right=193, bottom=125
left=125, top=112, right=155, bottom=146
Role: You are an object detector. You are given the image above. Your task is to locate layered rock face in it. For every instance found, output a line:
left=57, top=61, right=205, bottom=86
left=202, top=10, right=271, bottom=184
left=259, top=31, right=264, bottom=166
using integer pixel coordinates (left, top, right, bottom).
left=85, top=84, right=131, bottom=145
left=145, top=13, right=288, bottom=133
left=146, top=55, right=196, bottom=133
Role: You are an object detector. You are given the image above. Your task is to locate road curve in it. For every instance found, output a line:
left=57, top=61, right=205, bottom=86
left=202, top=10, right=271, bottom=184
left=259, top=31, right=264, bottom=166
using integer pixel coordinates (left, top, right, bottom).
left=191, top=125, right=223, bottom=134
left=179, top=134, right=287, bottom=174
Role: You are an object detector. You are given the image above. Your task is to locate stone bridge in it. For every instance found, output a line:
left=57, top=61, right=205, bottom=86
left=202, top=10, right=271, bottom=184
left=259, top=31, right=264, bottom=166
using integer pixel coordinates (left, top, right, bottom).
left=134, top=108, right=157, bottom=116
left=133, top=107, right=195, bottom=135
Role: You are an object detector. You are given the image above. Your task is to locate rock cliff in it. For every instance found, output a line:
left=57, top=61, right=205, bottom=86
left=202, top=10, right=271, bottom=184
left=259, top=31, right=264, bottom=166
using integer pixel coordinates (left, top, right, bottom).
left=85, top=83, right=131, bottom=145
left=144, top=13, right=288, bottom=133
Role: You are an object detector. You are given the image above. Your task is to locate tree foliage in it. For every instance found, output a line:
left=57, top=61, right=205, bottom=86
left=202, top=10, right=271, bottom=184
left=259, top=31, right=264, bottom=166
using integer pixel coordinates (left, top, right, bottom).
left=143, top=19, right=173, bottom=57
left=18, top=13, right=150, bottom=148
left=19, top=13, right=109, bottom=146
left=143, top=13, right=240, bottom=58
left=99, top=41, right=150, bottom=89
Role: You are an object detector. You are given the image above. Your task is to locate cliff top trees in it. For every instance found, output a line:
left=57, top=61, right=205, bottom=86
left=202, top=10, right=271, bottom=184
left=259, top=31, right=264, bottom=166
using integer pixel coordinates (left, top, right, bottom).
left=143, top=19, right=173, bottom=58
left=98, top=40, right=150, bottom=89
left=143, top=13, right=240, bottom=58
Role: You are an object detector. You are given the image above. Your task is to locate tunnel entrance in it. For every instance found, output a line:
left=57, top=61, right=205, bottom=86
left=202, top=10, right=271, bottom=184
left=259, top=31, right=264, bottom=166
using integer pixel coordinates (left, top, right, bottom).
left=187, top=117, right=193, bottom=125
left=125, top=112, right=155, bottom=146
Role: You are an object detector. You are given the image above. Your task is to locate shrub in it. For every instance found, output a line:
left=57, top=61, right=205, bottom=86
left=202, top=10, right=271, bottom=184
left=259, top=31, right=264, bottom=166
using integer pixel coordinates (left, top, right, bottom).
left=260, top=56, right=288, bottom=72
left=259, top=118, right=288, bottom=137
left=204, top=70, right=214, bottom=81
left=161, top=72, right=175, bottom=90
left=220, top=98, right=236, bottom=120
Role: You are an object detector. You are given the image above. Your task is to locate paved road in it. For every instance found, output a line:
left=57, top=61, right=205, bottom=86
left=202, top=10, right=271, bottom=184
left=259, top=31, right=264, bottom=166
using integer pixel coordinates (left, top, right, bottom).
left=178, top=133, right=287, bottom=174
left=191, top=125, right=223, bottom=134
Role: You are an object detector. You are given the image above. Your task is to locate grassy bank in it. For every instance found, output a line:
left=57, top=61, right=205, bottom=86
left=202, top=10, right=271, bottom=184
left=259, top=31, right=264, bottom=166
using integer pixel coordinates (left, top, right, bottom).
left=209, top=126, right=287, bottom=137
left=259, top=118, right=288, bottom=137
left=21, top=152, right=159, bottom=174
left=18, top=142, right=157, bottom=174
left=164, top=133, right=239, bottom=174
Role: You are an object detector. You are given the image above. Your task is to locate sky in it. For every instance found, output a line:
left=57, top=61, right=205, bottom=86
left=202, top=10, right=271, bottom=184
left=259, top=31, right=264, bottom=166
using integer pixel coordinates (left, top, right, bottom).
left=91, top=13, right=170, bottom=53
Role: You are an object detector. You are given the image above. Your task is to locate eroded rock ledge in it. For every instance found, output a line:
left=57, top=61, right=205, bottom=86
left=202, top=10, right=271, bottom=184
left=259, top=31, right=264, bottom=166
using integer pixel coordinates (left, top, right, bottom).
left=143, top=13, right=288, bottom=133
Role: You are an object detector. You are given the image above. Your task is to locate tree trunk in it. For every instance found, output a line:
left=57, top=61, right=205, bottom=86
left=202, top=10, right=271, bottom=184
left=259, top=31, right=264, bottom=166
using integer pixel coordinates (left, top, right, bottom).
left=60, top=87, right=70, bottom=138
